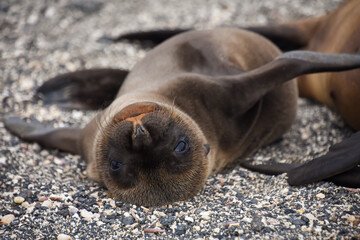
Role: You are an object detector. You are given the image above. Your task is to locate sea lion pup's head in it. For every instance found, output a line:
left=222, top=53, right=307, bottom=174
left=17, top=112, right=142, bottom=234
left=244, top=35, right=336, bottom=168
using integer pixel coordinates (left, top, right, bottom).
left=96, top=102, right=210, bottom=206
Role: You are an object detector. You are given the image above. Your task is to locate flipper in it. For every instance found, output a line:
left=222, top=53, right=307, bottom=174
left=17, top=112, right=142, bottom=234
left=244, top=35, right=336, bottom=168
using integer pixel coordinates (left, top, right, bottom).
left=3, top=116, right=81, bottom=154
left=240, top=132, right=360, bottom=188
left=219, top=51, right=360, bottom=115
left=226, top=51, right=360, bottom=187
left=287, top=132, right=360, bottom=187
left=37, top=68, right=129, bottom=110
left=108, top=28, right=190, bottom=45
left=105, top=15, right=324, bottom=51
left=244, top=16, right=325, bottom=51
left=240, top=161, right=301, bottom=175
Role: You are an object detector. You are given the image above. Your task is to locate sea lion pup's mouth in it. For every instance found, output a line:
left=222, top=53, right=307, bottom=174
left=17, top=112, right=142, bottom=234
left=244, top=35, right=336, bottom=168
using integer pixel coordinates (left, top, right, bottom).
left=96, top=102, right=211, bottom=206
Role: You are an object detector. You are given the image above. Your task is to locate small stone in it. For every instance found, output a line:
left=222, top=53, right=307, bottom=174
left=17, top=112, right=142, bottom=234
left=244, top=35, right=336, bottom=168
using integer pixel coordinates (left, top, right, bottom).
left=316, top=193, right=325, bottom=199
left=251, top=215, right=264, bottom=232
left=122, top=216, right=135, bottom=226
left=213, top=227, right=220, bottom=233
left=297, top=209, right=305, bottom=214
left=57, top=234, right=72, bottom=240
left=144, top=227, right=165, bottom=233
left=193, top=226, right=201, bottom=231
left=14, top=196, right=25, bottom=204
left=39, top=197, right=49, bottom=202
left=281, top=188, right=289, bottom=194
left=69, top=206, right=78, bottom=215
left=80, top=209, right=94, bottom=221
left=21, top=201, right=30, bottom=208
left=185, top=216, right=194, bottom=222
left=41, top=200, right=53, bottom=208
left=175, top=225, right=187, bottom=235
left=1, top=214, right=15, bottom=225
left=200, top=211, right=211, bottom=220
left=0, top=157, right=6, bottom=165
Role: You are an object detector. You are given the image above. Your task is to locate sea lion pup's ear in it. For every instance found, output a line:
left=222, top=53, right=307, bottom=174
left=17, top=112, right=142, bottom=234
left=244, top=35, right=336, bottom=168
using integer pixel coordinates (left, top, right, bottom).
left=37, top=69, right=129, bottom=110
left=220, top=51, right=360, bottom=115
left=3, top=116, right=81, bottom=154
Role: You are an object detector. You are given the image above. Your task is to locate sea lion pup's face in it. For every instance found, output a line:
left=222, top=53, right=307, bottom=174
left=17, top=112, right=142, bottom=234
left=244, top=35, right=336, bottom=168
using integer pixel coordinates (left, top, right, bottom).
left=96, top=102, right=210, bottom=206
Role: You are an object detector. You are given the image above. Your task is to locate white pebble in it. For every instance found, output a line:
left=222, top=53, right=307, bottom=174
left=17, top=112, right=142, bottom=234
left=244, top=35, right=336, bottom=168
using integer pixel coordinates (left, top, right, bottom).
left=185, top=216, right=194, bottom=222
left=57, top=234, right=72, bottom=240
left=200, top=211, right=211, bottom=220
left=14, top=196, right=25, bottom=204
left=42, top=200, right=53, bottom=208
left=80, top=209, right=94, bottom=220
left=1, top=214, right=15, bottom=225
left=193, top=225, right=201, bottom=231
left=316, top=193, right=325, bottom=199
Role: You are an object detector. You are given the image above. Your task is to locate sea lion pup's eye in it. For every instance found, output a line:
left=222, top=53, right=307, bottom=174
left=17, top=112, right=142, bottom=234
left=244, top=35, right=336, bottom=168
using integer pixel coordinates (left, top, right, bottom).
left=110, top=159, right=123, bottom=172
left=174, top=136, right=189, bottom=154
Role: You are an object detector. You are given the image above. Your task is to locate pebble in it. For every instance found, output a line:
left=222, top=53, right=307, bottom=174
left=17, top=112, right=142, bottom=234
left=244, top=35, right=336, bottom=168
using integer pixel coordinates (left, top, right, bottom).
left=143, top=228, right=165, bottom=233
left=1, top=214, right=15, bottom=225
left=57, top=234, right=72, bottom=240
left=41, top=200, right=53, bottom=208
left=200, top=211, right=211, bottom=220
left=69, top=206, right=79, bottom=215
left=14, top=196, right=25, bottom=204
left=251, top=215, right=264, bottom=232
left=316, top=193, right=325, bottom=199
left=80, top=209, right=94, bottom=221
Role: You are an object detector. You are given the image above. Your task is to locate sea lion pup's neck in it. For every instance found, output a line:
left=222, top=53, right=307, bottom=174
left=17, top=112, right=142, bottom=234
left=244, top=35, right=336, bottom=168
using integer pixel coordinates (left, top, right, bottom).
left=83, top=92, right=213, bottom=206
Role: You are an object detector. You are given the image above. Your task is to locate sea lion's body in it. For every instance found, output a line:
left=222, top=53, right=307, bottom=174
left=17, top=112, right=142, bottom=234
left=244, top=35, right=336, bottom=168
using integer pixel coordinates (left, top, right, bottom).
left=296, top=0, right=360, bottom=130
left=79, top=29, right=297, bottom=204
left=113, top=29, right=297, bottom=174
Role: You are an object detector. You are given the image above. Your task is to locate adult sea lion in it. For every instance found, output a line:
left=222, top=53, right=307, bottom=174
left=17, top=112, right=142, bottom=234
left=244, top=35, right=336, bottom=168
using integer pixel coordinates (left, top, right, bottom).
left=4, top=28, right=360, bottom=206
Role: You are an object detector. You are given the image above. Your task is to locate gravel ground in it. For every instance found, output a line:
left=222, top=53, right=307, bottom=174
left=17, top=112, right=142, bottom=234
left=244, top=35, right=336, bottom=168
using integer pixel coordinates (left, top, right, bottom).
left=1, top=0, right=359, bottom=239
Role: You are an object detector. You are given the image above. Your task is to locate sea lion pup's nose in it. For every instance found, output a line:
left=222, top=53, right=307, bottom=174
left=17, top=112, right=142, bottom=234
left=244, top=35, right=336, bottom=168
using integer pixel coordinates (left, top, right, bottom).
left=134, top=124, right=146, bottom=137
left=132, top=124, right=152, bottom=150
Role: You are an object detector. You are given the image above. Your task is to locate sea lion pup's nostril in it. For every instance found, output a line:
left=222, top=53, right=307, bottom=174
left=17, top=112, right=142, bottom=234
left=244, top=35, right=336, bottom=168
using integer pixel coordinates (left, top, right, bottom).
left=134, top=124, right=146, bottom=138
left=132, top=124, right=152, bottom=150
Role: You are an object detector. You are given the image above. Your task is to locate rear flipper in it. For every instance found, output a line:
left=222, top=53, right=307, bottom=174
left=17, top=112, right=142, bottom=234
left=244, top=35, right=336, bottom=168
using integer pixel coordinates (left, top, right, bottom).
left=105, top=15, right=323, bottom=51
left=105, top=28, right=191, bottom=45
left=3, top=116, right=81, bottom=154
left=241, top=132, right=360, bottom=188
left=287, top=132, right=360, bottom=188
left=37, top=68, right=129, bottom=110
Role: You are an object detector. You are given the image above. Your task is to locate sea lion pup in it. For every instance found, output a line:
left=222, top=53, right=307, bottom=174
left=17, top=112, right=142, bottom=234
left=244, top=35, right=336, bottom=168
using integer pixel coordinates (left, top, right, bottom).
left=4, top=28, right=360, bottom=206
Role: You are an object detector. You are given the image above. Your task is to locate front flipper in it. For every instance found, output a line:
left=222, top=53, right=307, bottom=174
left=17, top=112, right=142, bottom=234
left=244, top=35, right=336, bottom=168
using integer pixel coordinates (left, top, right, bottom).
left=287, top=132, right=360, bottom=187
left=4, top=116, right=81, bottom=154
left=37, top=68, right=129, bottom=110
